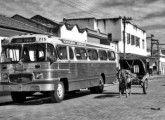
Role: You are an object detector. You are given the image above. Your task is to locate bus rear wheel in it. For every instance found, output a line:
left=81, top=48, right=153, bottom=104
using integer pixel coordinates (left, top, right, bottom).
left=11, top=92, right=26, bottom=103
left=90, top=77, right=104, bottom=93
left=50, top=81, right=65, bottom=103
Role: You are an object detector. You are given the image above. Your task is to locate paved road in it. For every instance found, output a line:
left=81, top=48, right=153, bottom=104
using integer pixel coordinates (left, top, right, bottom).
left=0, top=78, right=165, bottom=120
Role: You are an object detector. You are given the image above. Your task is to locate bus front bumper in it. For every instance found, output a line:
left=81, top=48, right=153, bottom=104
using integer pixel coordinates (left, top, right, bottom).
left=0, top=84, right=55, bottom=92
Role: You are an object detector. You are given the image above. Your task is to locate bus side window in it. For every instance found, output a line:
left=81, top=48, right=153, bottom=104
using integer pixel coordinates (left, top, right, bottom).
left=87, top=49, right=98, bottom=60
left=69, top=47, right=74, bottom=60
left=75, top=47, right=87, bottom=60
left=107, top=51, right=116, bottom=60
left=57, top=46, right=67, bottom=60
left=99, top=50, right=107, bottom=60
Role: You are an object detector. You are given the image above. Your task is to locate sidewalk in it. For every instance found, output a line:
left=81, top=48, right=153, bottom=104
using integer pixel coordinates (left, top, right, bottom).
left=148, top=74, right=165, bottom=80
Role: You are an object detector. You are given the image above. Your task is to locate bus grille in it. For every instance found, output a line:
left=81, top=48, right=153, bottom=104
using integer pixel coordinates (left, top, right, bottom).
left=9, top=74, right=33, bottom=84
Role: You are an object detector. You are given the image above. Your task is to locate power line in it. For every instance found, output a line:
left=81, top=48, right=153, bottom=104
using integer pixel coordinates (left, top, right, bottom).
left=59, top=0, right=103, bottom=17
left=75, top=0, right=106, bottom=16
left=70, top=0, right=106, bottom=16
left=58, top=0, right=106, bottom=18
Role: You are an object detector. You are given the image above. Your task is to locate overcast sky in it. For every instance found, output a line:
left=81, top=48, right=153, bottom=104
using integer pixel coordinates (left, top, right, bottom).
left=0, top=0, right=165, bottom=46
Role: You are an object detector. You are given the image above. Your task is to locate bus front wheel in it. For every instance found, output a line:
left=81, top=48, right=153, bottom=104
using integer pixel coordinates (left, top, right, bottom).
left=50, top=81, right=65, bottom=103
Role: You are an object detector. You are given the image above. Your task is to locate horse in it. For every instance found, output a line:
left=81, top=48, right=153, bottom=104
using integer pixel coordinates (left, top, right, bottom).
left=117, top=69, right=132, bottom=98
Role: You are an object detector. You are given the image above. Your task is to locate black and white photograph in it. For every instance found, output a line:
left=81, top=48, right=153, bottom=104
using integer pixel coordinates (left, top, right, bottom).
left=0, top=0, right=165, bottom=120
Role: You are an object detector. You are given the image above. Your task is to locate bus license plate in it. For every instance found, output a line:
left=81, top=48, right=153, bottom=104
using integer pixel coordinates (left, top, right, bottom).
left=10, top=85, right=22, bottom=91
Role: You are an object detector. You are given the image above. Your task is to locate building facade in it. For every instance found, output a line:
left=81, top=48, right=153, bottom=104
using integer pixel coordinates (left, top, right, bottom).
left=64, top=17, right=147, bottom=68
left=158, top=49, right=165, bottom=74
left=63, top=18, right=117, bottom=51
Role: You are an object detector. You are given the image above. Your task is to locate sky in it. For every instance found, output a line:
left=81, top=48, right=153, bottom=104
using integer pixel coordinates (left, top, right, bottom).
left=0, top=0, right=165, bottom=48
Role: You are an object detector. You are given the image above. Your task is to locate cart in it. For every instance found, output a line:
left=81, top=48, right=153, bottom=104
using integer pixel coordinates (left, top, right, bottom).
left=119, top=58, right=149, bottom=94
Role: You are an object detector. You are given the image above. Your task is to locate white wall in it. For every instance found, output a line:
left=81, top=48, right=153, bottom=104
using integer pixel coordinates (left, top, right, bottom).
left=60, top=25, right=87, bottom=42
left=122, top=23, right=147, bottom=56
left=159, top=57, right=165, bottom=74
left=97, top=18, right=147, bottom=56
left=64, top=18, right=147, bottom=57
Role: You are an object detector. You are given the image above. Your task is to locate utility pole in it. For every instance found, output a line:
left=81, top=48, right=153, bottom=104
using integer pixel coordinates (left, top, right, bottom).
left=122, top=16, right=132, bottom=59
left=151, top=39, right=159, bottom=56
left=150, top=34, right=154, bottom=57
left=151, top=38, right=159, bottom=74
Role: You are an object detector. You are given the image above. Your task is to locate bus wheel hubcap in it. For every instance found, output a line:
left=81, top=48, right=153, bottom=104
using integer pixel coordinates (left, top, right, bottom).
left=57, top=84, right=63, bottom=98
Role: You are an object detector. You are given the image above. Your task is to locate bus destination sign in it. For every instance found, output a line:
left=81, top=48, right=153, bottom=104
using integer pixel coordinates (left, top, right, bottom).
left=60, top=39, right=86, bottom=46
left=11, top=37, right=36, bottom=43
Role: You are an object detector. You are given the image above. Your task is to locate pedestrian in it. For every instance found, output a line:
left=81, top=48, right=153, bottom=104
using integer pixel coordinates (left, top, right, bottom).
left=149, top=65, right=153, bottom=76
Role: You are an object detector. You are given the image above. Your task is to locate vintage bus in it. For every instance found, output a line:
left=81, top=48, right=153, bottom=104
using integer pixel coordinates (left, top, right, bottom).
left=0, top=34, right=116, bottom=103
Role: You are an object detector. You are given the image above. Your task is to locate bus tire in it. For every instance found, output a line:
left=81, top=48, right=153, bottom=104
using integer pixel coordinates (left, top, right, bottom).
left=143, top=79, right=148, bottom=94
left=90, top=77, right=104, bottom=93
left=11, top=92, right=26, bottom=103
left=50, top=81, right=65, bottom=103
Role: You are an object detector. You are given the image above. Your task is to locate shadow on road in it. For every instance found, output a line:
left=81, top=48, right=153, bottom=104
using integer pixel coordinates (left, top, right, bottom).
left=94, top=91, right=146, bottom=99
left=0, top=101, right=13, bottom=106
left=0, top=91, right=91, bottom=106
left=0, top=90, right=147, bottom=106
left=161, top=84, right=165, bottom=86
left=64, top=91, right=91, bottom=101
left=94, top=92, right=119, bottom=99
left=24, top=91, right=91, bottom=105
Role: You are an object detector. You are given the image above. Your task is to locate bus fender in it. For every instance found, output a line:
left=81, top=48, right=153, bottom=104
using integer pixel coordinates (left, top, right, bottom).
left=60, top=78, right=69, bottom=92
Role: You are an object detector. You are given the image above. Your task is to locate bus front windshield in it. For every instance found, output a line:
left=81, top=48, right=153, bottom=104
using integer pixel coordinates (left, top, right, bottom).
left=1, top=43, right=57, bottom=63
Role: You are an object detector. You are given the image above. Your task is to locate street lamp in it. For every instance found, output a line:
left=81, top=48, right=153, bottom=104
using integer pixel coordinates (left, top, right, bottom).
left=122, top=16, right=132, bottom=59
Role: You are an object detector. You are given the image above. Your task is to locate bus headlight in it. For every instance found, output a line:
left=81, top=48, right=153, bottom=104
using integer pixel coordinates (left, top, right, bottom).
left=1, top=73, right=8, bottom=82
left=34, top=72, right=43, bottom=79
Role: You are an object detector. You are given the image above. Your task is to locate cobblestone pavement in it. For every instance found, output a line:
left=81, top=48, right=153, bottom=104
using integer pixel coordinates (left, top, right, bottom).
left=0, top=78, right=165, bottom=120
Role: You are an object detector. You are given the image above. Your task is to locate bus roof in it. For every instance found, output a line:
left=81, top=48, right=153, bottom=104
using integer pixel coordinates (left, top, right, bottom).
left=3, top=34, right=114, bottom=50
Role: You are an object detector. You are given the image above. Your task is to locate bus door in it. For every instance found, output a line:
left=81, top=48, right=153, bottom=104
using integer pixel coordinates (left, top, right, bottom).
left=68, top=46, right=74, bottom=73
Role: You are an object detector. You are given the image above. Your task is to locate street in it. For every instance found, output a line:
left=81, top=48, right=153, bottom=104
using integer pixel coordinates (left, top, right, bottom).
left=0, top=77, right=165, bottom=120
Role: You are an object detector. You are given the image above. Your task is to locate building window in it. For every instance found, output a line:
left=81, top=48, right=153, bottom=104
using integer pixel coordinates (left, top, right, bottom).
left=136, top=37, right=140, bottom=47
left=127, top=33, right=130, bottom=44
left=142, top=40, right=145, bottom=49
left=131, top=35, right=135, bottom=45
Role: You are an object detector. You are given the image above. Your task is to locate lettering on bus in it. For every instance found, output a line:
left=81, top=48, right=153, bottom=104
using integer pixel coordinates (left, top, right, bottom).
left=60, top=39, right=86, bottom=46
left=39, top=37, right=46, bottom=42
left=11, top=37, right=36, bottom=43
